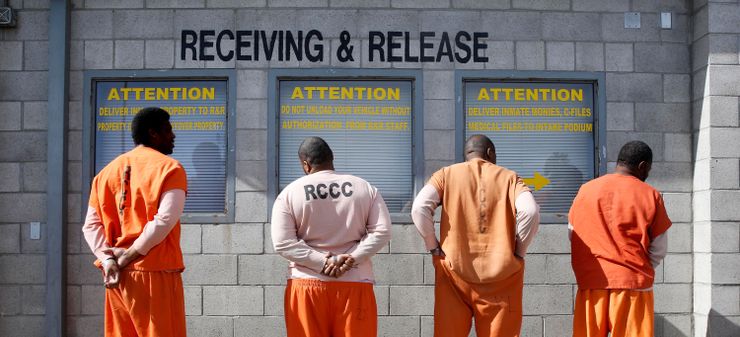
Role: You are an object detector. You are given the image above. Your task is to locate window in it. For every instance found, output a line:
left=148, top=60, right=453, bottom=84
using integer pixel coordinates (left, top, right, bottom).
left=269, top=70, right=423, bottom=215
left=457, top=71, right=606, bottom=222
left=83, top=70, right=236, bottom=223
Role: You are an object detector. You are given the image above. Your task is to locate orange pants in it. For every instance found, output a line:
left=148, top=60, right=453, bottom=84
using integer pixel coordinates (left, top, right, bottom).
left=284, top=279, right=377, bottom=337
left=573, top=289, right=654, bottom=337
left=104, top=270, right=186, bottom=337
left=433, top=256, right=524, bottom=337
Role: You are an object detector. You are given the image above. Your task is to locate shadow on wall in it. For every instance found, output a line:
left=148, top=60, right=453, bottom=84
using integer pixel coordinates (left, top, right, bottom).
left=706, top=309, right=740, bottom=337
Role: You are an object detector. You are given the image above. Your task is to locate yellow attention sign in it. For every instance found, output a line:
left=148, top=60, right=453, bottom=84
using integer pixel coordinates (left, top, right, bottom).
left=107, top=87, right=216, bottom=101
left=477, top=88, right=583, bottom=102
left=290, top=86, right=401, bottom=101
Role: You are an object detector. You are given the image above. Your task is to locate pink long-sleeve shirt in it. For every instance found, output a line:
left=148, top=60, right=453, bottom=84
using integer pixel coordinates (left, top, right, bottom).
left=271, top=170, right=392, bottom=283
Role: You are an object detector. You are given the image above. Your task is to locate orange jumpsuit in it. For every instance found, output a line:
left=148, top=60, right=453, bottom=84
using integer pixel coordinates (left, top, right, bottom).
left=423, top=158, right=531, bottom=337
left=569, top=174, right=672, bottom=337
left=87, top=146, right=188, bottom=337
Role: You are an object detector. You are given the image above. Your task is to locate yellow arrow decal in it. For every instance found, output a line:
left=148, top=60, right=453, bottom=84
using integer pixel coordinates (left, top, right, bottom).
left=523, top=172, right=550, bottom=191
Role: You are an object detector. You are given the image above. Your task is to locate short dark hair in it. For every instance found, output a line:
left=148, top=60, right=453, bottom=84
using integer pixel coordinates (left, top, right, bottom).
left=298, top=137, right=333, bottom=166
left=617, top=140, right=653, bottom=168
left=464, top=134, right=495, bottom=156
left=131, top=107, right=170, bottom=146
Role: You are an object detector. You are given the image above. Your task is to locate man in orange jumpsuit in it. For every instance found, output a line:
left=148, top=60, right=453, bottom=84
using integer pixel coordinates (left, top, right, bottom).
left=82, top=107, right=188, bottom=337
left=411, top=134, right=540, bottom=337
left=569, top=140, right=672, bottom=337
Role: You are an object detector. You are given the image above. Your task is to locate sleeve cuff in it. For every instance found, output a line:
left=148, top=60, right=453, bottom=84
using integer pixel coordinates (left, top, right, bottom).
left=423, top=235, right=440, bottom=251
left=306, top=250, right=329, bottom=272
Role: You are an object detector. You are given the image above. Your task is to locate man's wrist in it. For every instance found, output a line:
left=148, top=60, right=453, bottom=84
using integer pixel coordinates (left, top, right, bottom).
left=102, top=257, right=117, bottom=268
left=429, top=247, right=443, bottom=256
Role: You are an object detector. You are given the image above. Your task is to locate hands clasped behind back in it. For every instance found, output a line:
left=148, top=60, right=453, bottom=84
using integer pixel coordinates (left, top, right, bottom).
left=321, top=253, right=355, bottom=278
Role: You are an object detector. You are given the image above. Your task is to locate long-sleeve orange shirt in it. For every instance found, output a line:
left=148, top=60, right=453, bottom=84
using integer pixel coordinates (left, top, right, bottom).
left=84, top=145, right=188, bottom=271
left=413, top=158, right=533, bottom=284
left=569, top=173, right=672, bottom=289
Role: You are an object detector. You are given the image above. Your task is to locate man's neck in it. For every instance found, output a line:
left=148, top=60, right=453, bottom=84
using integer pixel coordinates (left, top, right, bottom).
left=465, top=154, right=491, bottom=163
left=308, top=165, right=334, bottom=174
left=614, top=165, right=639, bottom=179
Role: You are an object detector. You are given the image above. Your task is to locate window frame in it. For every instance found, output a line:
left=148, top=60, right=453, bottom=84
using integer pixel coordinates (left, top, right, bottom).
left=267, top=69, right=425, bottom=221
left=455, top=70, right=607, bottom=224
left=82, top=69, right=237, bottom=224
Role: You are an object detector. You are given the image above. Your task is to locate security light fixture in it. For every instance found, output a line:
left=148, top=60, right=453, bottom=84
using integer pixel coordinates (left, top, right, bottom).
left=0, top=6, right=15, bottom=27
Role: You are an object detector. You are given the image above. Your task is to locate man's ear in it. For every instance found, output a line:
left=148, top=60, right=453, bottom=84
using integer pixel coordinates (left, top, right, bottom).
left=637, top=161, right=651, bottom=180
left=148, top=128, right=159, bottom=143
left=487, top=147, right=496, bottom=164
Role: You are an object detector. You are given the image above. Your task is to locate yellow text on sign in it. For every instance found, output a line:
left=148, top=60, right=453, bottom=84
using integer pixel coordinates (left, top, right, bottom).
left=282, top=120, right=409, bottom=131
left=290, top=86, right=401, bottom=101
left=476, top=88, right=583, bottom=102
left=107, top=87, right=216, bottom=101
left=281, top=104, right=411, bottom=116
left=467, top=122, right=593, bottom=132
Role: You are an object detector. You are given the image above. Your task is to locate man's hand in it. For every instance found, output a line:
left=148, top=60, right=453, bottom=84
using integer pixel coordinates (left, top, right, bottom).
left=101, top=247, right=126, bottom=259
left=321, top=254, right=355, bottom=278
left=116, top=248, right=142, bottom=269
left=102, top=258, right=120, bottom=288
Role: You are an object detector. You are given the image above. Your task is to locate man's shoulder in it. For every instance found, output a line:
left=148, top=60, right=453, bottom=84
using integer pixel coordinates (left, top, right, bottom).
left=435, top=162, right=467, bottom=175
left=478, top=161, right=519, bottom=180
left=96, top=152, right=128, bottom=176
left=335, top=172, right=372, bottom=185
left=134, top=147, right=185, bottom=172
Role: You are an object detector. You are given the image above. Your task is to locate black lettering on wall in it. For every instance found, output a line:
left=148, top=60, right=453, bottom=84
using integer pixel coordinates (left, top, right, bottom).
left=181, top=30, right=198, bottom=61
left=387, top=31, right=402, bottom=62
left=236, top=30, right=252, bottom=61
left=454, top=31, right=471, bottom=63
left=368, top=31, right=385, bottom=62
left=179, top=29, right=488, bottom=63
left=473, top=32, right=489, bottom=63
left=305, top=30, right=324, bottom=62
left=200, top=30, right=216, bottom=61
left=285, top=31, right=302, bottom=61
left=419, top=31, right=435, bottom=62
left=403, top=32, right=418, bottom=62
left=437, top=32, right=453, bottom=62
left=261, top=30, right=278, bottom=61
left=217, top=30, right=235, bottom=61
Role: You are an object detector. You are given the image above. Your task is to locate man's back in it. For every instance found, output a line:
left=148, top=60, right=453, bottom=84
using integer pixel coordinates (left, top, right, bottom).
left=429, top=158, right=529, bottom=283
left=273, top=170, right=388, bottom=282
left=569, top=173, right=672, bottom=289
left=90, top=145, right=187, bottom=271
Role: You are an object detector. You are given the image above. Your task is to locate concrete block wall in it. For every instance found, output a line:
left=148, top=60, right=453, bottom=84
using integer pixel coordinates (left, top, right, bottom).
left=0, top=0, right=712, bottom=336
left=691, top=1, right=740, bottom=336
left=0, top=2, right=50, bottom=336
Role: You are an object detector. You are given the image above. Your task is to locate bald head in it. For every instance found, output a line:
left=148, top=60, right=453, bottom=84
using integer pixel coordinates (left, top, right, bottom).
left=464, top=134, right=496, bottom=163
left=298, top=137, right=334, bottom=173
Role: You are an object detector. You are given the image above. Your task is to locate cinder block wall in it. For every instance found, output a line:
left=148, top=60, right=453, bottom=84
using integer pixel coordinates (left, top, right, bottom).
left=0, top=1, right=703, bottom=336
left=691, top=1, right=740, bottom=335
left=0, top=1, right=51, bottom=336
